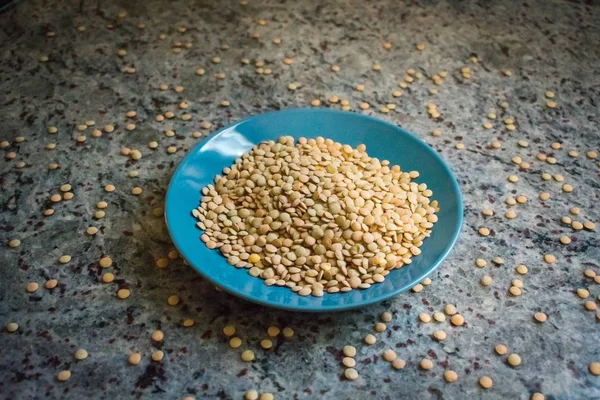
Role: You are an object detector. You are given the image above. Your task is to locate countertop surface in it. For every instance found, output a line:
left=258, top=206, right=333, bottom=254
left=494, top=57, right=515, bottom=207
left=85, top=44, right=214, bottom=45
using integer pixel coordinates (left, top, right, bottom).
left=1, top=0, right=599, bottom=399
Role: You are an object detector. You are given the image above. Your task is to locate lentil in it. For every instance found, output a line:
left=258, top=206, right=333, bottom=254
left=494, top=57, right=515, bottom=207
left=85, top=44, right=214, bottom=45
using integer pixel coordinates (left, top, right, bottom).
left=443, top=370, right=458, bottom=382
left=152, top=350, right=164, bottom=361
left=512, top=279, right=523, bottom=288
left=74, top=348, right=88, bottom=360
left=167, top=295, right=180, bottom=305
left=380, top=312, right=392, bottom=322
left=433, top=330, right=446, bottom=341
left=534, top=312, right=547, bottom=323
left=99, top=257, right=112, bottom=268
left=241, top=350, right=255, bottom=362
left=374, top=322, right=386, bottom=332
left=450, top=314, right=464, bottom=326
left=419, top=359, right=433, bottom=370
left=282, top=327, right=294, bottom=339
left=584, top=269, right=596, bottom=278
left=382, top=349, right=397, bottom=361
left=45, top=279, right=58, bottom=289
left=507, top=353, right=521, bottom=367
left=584, top=221, right=596, bottom=230
left=343, top=346, right=357, bottom=357
left=577, top=288, right=590, bottom=299
left=479, top=376, right=493, bottom=389
left=229, top=337, right=242, bottom=348
left=343, top=357, right=356, bottom=367
left=419, top=313, right=431, bottom=323
left=345, top=368, right=358, bottom=380
left=25, top=282, right=39, bottom=293
left=246, top=390, right=259, bottom=400
left=509, top=286, right=522, bottom=296
left=128, top=353, right=141, bottom=365
left=57, top=370, right=71, bottom=381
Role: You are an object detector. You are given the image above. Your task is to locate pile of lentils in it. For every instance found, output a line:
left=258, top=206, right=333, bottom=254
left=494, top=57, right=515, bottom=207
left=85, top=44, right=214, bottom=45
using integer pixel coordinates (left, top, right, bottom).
left=193, top=135, right=438, bottom=296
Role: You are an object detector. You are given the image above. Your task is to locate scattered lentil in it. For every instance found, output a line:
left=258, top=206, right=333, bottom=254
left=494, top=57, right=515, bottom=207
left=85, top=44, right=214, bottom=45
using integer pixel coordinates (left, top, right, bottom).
left=342, top=357, right=356, bottom=367
left=241, top=350, right=255, bottom=362
left=576, top=288, right=590, bottom=299
left=534, top=312, right=547, bottom=323
left=168, top=295, right=180, bottom=305
left=382, top=349, right=397, bottom=361
left=507, top=353, right=521, bottom=367
left=443, top=370, right=458, bottom=382
left=433, top=330, right=447, bottom=341
left=57, top=370, right=71, bottom=381
left=128, top=353, right=141, bottom=365
left=374, top=322, right=386, bottom=332
left=345, top=368, right=358, bottom=380
left=245, top=390, right=259, bottom=400
left=509, top=286, right=522, bottom=296
left=99, top=256, right=113, bottom=268
left=282, top=327, right=294, bottom=339
left=45, top=279, right=58, bottom=289
left=419, top=359, right=433, bottom=370
left=25, top=282, right=39, bottom=293
left=479, top=376, right=493, bottom=389
left=229, top=337, right=242, bottom=348
left=152, top=350, right=164, bottom=361
left=343, top=346, right=357, bottom=357
left=364, top=334, right=376, bottom=345
left=74, top=348, right=88, bottom=360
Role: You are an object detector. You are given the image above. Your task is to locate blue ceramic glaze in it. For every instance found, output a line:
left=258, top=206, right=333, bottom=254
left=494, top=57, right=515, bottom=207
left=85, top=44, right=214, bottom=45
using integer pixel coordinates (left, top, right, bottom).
left=165, top=109, right=463, bottom=312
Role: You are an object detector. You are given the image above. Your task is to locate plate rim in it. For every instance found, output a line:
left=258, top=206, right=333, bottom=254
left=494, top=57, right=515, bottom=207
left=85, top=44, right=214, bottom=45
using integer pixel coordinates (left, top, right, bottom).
left=165, top=108, right=464, bottom=312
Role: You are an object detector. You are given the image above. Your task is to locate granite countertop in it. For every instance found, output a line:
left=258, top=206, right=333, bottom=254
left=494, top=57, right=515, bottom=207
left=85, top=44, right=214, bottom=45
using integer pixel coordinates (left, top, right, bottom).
left=1, top=0, right=600, bottom=398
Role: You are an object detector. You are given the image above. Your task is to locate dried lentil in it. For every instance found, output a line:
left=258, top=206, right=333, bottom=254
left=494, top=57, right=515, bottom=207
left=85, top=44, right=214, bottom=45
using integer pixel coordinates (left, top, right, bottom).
left=479, top=376, right=493, bottom=389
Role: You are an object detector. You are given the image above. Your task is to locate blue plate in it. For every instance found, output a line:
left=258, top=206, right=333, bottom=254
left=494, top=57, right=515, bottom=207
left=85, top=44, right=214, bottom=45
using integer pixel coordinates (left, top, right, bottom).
left=165, top=109, right=463, bottom=312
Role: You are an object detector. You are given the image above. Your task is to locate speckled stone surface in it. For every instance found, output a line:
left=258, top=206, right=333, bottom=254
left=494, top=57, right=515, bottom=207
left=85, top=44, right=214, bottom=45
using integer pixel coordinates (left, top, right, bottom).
left=1, top=0, right=600, bottom=398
